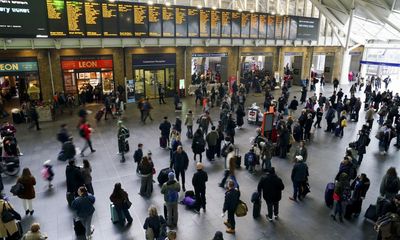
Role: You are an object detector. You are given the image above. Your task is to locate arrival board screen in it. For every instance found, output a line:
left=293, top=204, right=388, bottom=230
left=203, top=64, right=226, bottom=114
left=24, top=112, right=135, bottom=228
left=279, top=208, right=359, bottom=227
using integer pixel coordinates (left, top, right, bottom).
left=210, top=9, right=221, bottom=38
left=221, top=10, right=231, bottom=38
left=102, top=3, right=118, bottom=37
left=84, top=1, right=102, bottom=37
left=258, top=14, right=267, bottom=39
left=134, top=4, right=148, bottom=37
left=250, top=13, right=258, bottom=38
left=162, top=6, right=174, bottom=37
left=282, top=16, right=290, bottom=39
left=199, top=9, right=210, bottom=38
left=187, top=8, right=199, bottom=37
left=297, top=17, right=319, bottom=40
left=148, top=5, right=162, bottom=37
left=118, top=3, right=133, bottom=37
left=241, top=12, right=250, bottom=38
left=231, top=11, right=240, bottom=38
left=66, top=0, right=85, bottom=37
left=0, top=0, right=48, bottom=37
left=267, top=15, right=275, bottom=39
left=275, top=15, right=283, bottom=39
left=47, top=0, right=67, bottom=37
left=175, top=7, right=187, bottom=37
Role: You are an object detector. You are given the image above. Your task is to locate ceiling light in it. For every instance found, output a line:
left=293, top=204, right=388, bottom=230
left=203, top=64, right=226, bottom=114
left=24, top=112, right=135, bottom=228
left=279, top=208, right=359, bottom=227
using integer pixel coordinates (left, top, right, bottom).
left=212, top=6, right=217, bottom=10
left=165, top=2, right=171, bottom=6
left=238, top=8, right=242, bottom=12
left=148, top=1, right=154, bottom=5
left=250, top=10, right=254, bottom=13
left=197, top=5, right=202, bottom=9
left=271, top=11, right=275, bottom=15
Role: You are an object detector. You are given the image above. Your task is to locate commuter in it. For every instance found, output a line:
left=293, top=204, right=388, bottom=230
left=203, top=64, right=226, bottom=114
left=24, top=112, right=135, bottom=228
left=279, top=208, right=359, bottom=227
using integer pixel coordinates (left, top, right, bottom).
left=338, top=113, right=347, bottom=138
left=192, top=129, right=205, bottom=162
left=365, top=106, right=375, bottom=130
left=142, top=98, right=154, bottom=123
left=380, top=167, right=400, bottom=200
left=174, top=117, right=182, bottom=134
left=57, top=123, right=70, bottom=144
left=206, top=126, right=219, bottom=161
left=169, top=128, right=179, bottom=151
left=79, top=121, right=95, bottom=157
left=22, top=223, right=48, bottom=240
left=158, top=84, right=166, bottom=104
left=259, top=141, right=273, bottom=171
left=330, top=172, right=350, bottom=223
left=244, top=147, right=257, bottom=173
left=138, top=156, right=154, bottom=197
left=198, top=111, right=213, bottom=135
left=288, top=96, right=299, bottom=116
left=313, top=107, right=323, bottom=128
left=66, top=159, right=84, bottom=198
left=159, top=117, right=172, bottom=147
left=16, top=168, right=36, bottom=216
left=143, top=205, right=166, bottom=240
left=235, top=105, right=245, bottom=129
left=184, top=110, right=194, bottom=139
left=161, top=172, right=181, bottom=228
left=215, top=121, right=225, bottom=158
left=355, top=128, right=370, bottom=165
left=170, top=146, right=189, bottom=191
left=294, top=141, right=308, bottom=162
left=117, top=120, right=130, bottom=162
left=333, top=78, right=339, bottom=91
left=219, top=145, right=236, bottom=188
left=225, top=113, right=236, bottom=144
left=222, top=180, right=240, bottom=234
left=325, top=104, right=336, bottom=132
left=349, top=173, right=370, bottom=218
left=110, top=183, right=133, bottom=226
left=0, top=198, right=19, bottom=239
left=192, top=162, right=208, bottom=213
left=41, top=160, right=54, bottom=189
left=166, top=230, right=177, bottom=240
left=133, top=143, right=144, bottom=173
left=71, top=186, right=95, bottom=239
left=212, top=231, right=224, bottom=240
left=104, top=94, right=115, bottom=120
left=303, top=113, right=313, bottom=141
left=81, top=159, right=94, bottom=195
left=170, top=135, right=182, bottom=160
left=289, top=156, right=309, bottom=202
left=195, top=87, right=202, bottom=105
left=257, top=167, right=285, bottom=221
left=278, top=124, right=290, bottom=158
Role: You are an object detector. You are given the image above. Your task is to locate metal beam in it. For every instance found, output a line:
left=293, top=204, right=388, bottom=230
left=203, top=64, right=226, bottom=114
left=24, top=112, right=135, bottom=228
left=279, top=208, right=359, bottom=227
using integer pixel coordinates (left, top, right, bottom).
left=309, top=0, right=346, bottom=29
left=333, top=0, right=349, bottom=14
left=357, top=0, right=400, bottom=34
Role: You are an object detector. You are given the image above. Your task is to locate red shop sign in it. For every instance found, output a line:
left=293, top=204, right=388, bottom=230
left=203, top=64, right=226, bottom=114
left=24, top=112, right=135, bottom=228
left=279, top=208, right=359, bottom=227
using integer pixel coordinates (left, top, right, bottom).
left=61, top=59, right=113, bottom=70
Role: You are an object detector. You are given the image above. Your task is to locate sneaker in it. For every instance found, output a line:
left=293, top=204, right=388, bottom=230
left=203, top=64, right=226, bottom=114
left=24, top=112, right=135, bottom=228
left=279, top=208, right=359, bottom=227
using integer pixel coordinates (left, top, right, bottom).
left=330, top=214, right=336, bottom=221
left=274, top=215, right=279, bottom=220
left=91, top=150, right=96, bottom=153
left=18, top=152, right=23, bottom=156
left=193, top=209, right=200, bottom=214
left=90, top=225, right=95, bottom=234
left=268, top=217, right=273, bottom=222
left=223, top=221, right=231, bottom=228
left=25, top=210, right=29, bottom=215
left=226, top=228, right=235, bottom=234
left=289, top=197, right=297, bottom=202
left=30, top=210, right=34, bottom=216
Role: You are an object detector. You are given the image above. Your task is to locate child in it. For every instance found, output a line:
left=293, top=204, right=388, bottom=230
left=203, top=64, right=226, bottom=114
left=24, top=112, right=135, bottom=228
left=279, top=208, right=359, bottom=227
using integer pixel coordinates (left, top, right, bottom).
left=133, top=143, right=143, bottom=173
left=41, top=160, right=54, bottom=189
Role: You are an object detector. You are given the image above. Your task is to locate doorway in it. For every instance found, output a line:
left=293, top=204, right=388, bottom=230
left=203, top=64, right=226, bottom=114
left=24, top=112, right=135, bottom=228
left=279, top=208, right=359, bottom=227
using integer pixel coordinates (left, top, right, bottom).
left=311, top=53, right=335, bottom=83
left=284, top=54, right=303, bottom=85
left=144, top=69, right=164, bottom=99
left=133, top=67, right=176, bottom=99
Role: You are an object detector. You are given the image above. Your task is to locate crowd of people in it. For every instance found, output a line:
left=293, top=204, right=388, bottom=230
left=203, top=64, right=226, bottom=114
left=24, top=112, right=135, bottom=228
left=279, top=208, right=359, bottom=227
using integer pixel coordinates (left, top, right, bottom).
left=0, top=71, right=398, bottom=240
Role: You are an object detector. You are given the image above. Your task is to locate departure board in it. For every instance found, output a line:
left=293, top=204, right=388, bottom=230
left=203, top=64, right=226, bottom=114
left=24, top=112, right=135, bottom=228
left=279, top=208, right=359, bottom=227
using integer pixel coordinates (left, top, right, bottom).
left=221, top=10, right=231, bottom=38
left=47, top=0, right=68, bottom=37
left=187, top=8, right=199, bottom=37
left=275, top=15, right=283, bottom=39
left=66, top=0, right=85, bottom=37
left=162, top=6, right=174, bottom=37
left=210, top=9, right=221, bottom=38
left=175, top=7, right=187, bottom=37
left=258, top=14, right=267, bottom=39
left=102, top=3, right=118, bottom=37
left=134, top=4, right=148, bottom=37
left=241, top=12, right=250, bottom=38
left=297, top=17, right=319, bottom=40
left=199, top=9, right=210, bottom=37
left=282, top=16, right=290, bottom=39
left=148, top=5, right=162, bottom=37
left=85, top=1, right=102, bottom=37
left=250, top=13, right=258, bottom=38
left=267, top=15, right=275, bottom=39
left=231, top=11, right=240, bottom=38
left=118, top=3, right=134, bottom=37
left=289, top=17, right=297, bottom=40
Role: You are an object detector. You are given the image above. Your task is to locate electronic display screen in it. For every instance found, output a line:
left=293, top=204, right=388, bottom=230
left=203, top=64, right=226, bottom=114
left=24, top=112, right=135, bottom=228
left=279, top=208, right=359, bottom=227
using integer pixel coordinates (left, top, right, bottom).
left=241, top=12, right=250, bottom=38
left=162, top=6, right=174, bottom=37
left=102, top=3, right=118, bottom=37
left=258, top=14, right=267, bottom=39
left=148, top=5, right=162, bottom=37
left=289, top=17, right=297, bottom=40
left=221, top=10, right=231, bottom=38
left=175, top=7, right=187, bottom=37
left=275, top=15, right=283, bottom=39
left=210, top=9, right=221, bottom=38
left=118, top=3, right=134, bottom=37
left=187, top=7, right=199, bottom=37
left=231, top=11, right=240, bottom=38
left=250, top=13, right=258, bottom=38
left=199, top=9, right=210, bottom=38
left=134, top=3, right=148, bottom=37
left=66, top=0, right=85, bottom=37
left=47, top=0, right=68, bottom=37
left=297, top=17, right=319, bottom=40
left=85, top=1, right=102, bottom=37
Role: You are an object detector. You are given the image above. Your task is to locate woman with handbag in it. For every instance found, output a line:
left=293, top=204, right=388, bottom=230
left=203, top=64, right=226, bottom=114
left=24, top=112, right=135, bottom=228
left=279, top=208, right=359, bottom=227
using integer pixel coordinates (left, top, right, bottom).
left=17, top=168, right=36, bottom=216
left=138, top=156, right=154, bottom=197
left=109, top=183, right=133, bottom=226
left=143, top=205, right=166, bottom=240
left=81, top=159, right=94, bottom=195
left=0, top=198, right=20, bottom=239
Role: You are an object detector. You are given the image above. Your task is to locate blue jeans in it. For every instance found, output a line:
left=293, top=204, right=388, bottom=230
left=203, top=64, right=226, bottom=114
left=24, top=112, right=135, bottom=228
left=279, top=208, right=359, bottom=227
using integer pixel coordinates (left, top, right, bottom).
left=292, top=181, right=302, bottom=200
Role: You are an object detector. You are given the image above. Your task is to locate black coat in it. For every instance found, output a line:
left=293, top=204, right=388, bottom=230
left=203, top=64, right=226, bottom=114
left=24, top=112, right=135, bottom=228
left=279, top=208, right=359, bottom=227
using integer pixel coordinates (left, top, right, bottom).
left=192, top=169, right=208, bottom=191
left=223, top=188, right=240, bottom=212
left=66, top=165, right=84, bottom=194
left=159, top=121, right=171, bottom=137
left=291, top=162, right=309, bottom=182
left=257, top=173, right=284, bottom=202
left=192, top=134, right=205, bottom=154
left=171, top=151, right=189, bottom=171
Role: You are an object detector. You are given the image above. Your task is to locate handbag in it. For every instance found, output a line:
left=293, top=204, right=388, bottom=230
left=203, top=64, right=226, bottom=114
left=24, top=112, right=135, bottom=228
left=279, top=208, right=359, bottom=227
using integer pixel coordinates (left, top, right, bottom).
left=1, top=203, right=15, bottom=223
left=123, top=199, right=132, bottom=209
left=10, top=182, right=24, bottom=196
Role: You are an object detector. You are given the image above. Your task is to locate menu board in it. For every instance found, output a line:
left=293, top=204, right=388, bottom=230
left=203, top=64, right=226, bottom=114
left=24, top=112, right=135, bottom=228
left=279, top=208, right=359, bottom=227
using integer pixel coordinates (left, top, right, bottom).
left=66, top=0, right=85, bottom=37
left=258, top=14, right=267, bottom=39
left=297, top=17, right=319, bottom=40
left=199, top=9, right=210, bottom=37
left=134, top=4, right=148, bottom=37
left=221, top=10, right=231, bottom=38
left=118, top=3, right=133, bottom=37
left=187, top=8, right=199, bottom=37
left=210, top=9, right=221, bottom=38
left=241, top=12, right=250, bottom=38
left=102, top=3, right=118, bottom=37
left=148, top=5, right=162, bottom=37
left=47, top=0, right=68, bottom=37
left=250, top=13, right=258, bottom=38
left=289, top=17, right=297, bottom=40
left=175, top=7, right=187, bottom=37
left=275, top=15, right=283, bottom=39
left=231, top=12, right=240, bottom=38
left=0, top=0, right=48, bottom=37
left=162, top=6, right=175, bottom=37
left=84, top=1, right=102, bottom=37
left=267, top=15, right=275, bottom=39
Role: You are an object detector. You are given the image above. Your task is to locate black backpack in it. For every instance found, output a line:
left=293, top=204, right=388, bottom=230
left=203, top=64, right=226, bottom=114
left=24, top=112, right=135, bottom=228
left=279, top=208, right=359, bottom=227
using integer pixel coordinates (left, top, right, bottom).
left=386, top=177, right=399, bottom=193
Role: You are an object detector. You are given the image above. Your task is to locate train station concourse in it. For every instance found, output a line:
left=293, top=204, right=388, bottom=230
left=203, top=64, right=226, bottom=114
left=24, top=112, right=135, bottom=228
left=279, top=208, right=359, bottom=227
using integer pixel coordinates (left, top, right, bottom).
left=0, top=0, right=400, bottom=239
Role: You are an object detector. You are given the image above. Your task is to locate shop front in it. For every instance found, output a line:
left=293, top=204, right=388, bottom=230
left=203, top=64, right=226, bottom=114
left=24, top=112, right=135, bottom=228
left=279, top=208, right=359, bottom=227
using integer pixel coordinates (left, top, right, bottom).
left=60, top=56, right=114, bottom=99
left=191, top=53, right=228, bottom=84
left=284, top=52, right=303, bottom=86
left=311, top=52, right=335, bottom=83
left=132, top=54, right=176, bottom=99
left=0, top=58, right=41, bottom=104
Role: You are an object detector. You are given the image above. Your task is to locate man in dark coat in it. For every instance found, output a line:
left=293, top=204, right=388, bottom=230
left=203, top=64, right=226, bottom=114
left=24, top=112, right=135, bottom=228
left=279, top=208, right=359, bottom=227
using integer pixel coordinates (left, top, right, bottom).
left=289, top=156, right=309, bottom=202
left=356, top=128, right=370, bottom=165
left=222, top=180, right=240, bottom=234
left=159, top=116, right=172, bottom=146
left=192, top=162, right=208, bottom=212
left=57, top=124, right=70, bottom=144
left=170, top=146, right=189, bottom=191
left=65, top=159, right=84, bottom=197
left=257, top=167, right=284, bottom=221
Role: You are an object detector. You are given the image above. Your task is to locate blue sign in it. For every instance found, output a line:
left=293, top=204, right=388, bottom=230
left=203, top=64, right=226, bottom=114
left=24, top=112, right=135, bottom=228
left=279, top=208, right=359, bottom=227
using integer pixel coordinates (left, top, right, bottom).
left=132, top=54, right=176, bottom=67
left=360, top=60, right=400, bottom=68
left=192, top=53, right=228, bottom=58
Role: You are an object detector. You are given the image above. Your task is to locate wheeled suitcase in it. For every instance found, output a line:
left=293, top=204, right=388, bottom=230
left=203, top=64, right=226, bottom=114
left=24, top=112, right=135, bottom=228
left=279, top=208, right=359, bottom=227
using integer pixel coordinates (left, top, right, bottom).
left=206, top=148, right=213, bottom=160
left=95, top=108, right=104, bottom=121
left=350, top=111, right=357, bottom=121
left=325, top=182, right=335, bottom=208
left=251, top=192, right=261, bottom=218
left=110, top=203, right=124, bottom=223
left=365, top=204, right=377, bottom=223
left=66, top=192, right=74, bottom=206
left=124, top=140, right=129, bottom=152
left=334, top=126, right=341, bottom=137
left=160, top=137, right=167, bottom=148
left=344, top=202, right=354, bottom=219
left=186, top=130, right=193, bottom=139
left=12, top=111, right=24, bottom=124
left=73, top=217, right=86, bottom=236
left=157, top=168, right=173, bottom=185
left=234, top=148, right=241, bottom=168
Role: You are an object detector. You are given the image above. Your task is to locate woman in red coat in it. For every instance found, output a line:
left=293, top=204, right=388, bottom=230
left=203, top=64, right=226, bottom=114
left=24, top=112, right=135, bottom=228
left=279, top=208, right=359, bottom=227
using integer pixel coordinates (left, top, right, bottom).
left=17, top=168, right=36, bottom=215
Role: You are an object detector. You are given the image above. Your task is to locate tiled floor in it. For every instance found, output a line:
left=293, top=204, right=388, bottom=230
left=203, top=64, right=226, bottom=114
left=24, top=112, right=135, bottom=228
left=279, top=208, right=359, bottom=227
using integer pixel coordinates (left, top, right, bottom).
left=4, top=83, right=388, bottom=240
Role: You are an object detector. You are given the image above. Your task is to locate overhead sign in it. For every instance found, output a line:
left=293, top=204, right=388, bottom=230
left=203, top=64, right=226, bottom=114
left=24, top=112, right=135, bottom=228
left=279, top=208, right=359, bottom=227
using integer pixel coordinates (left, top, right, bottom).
left=132, top=54, right=176, bottom=67
left=296, top=17, right=319, bottom=40
left=192, top=53, right=228, bottom=58
left=360, top=61, right=400, bottom=68
left=61, top=59, right=113, bottom=70
left=0, top=62, right=38, bottom=72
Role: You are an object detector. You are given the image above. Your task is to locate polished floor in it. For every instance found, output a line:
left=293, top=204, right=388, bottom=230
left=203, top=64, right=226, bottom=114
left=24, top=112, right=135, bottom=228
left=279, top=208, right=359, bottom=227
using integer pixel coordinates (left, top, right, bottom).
left=5, top=83, right=391, bottom=240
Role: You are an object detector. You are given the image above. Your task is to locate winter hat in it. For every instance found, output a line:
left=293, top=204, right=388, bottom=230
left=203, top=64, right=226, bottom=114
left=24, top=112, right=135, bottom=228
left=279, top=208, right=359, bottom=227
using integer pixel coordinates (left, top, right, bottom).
left=295, top=155, right=303, bottom=161
left=44, top=160, right=51, bottom=166
left=168, top=172, right=175, bottom=181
